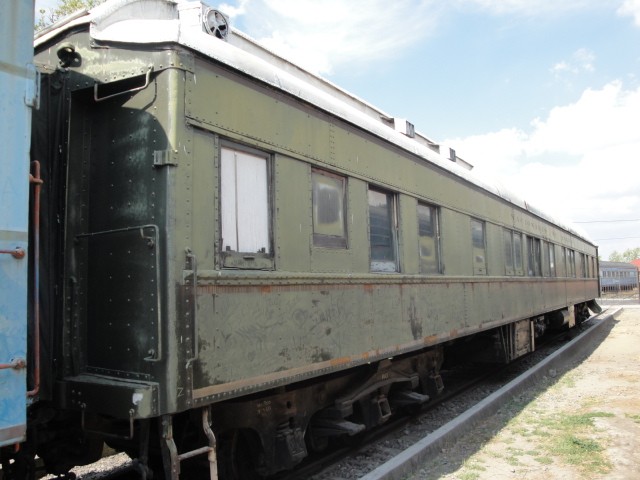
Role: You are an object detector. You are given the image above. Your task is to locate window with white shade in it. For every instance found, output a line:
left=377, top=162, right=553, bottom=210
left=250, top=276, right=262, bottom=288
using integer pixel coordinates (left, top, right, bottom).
left=220, top=146, right=271, bottom=267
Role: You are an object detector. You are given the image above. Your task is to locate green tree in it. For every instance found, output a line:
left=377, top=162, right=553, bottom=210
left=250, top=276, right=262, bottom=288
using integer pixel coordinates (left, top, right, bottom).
left=608, top=247, right=640, bottom=262
left=36, top=0, right=104, bottom=31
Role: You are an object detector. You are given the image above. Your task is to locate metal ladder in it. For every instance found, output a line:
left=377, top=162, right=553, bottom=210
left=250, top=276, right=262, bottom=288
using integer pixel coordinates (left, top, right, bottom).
left=161, top=407, right=218, bottom=480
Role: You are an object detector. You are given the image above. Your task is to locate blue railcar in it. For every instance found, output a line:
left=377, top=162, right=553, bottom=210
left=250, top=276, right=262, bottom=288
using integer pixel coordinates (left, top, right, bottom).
left=599, top=261, right=639, bottom=292
left=0, top=0, right=38, bottom=448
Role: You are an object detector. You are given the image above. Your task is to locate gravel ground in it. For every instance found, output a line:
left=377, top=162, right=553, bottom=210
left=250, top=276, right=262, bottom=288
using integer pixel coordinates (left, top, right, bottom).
left=406, top=306, right=640, bottom=480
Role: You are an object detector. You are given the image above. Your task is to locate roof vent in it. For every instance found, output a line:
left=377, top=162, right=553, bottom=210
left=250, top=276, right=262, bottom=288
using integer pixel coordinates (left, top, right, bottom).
left=202, top=7, right=229, bottom=40
left=393, top=118, right=415, bottom=138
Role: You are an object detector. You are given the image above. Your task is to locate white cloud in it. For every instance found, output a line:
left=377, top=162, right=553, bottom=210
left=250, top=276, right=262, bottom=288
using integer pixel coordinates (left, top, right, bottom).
left=446, top=81, right=640, bottom=256
left=527, top=81, right=640, bottom=155
left=220, top=0, right=629, bottom=76
left=455, top=0, right=618, bottom=16
left=225, top=0, right=441, bottom=75
left=618, top=0, right=640, bottom=26
left=551, top=48, right=596, bottom=77
left=445, top=128, right=529, bottom=176
left=219, top=0, right=250, bottom=19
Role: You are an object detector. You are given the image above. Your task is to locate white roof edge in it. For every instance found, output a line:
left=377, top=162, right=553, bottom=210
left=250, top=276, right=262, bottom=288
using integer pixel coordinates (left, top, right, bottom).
left=34, top=9, right=90, bottom=46
left=33, top=0, right=593, bottom=245
left=227, top=26, right=442, bottom=153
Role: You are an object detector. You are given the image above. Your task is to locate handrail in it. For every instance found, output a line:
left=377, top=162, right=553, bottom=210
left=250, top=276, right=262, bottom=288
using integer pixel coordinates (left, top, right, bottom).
left=27, top=161, right=43, bottom=398
left=93, top=66, right=153, bottom=102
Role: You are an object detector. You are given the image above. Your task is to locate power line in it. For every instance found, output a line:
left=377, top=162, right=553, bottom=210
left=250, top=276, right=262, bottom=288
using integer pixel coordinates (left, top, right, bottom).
left=594, top=237, right=640, bottom=241
left=574, top=218, right=640, bottom=224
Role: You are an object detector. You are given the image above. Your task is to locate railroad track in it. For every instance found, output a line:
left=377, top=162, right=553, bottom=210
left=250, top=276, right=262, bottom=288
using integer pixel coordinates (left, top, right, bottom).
left=42, top=311, right=614, bottom=480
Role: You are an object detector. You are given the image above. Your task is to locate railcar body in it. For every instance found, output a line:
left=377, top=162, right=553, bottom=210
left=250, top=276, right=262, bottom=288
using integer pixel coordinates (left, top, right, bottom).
left=2, top=0, right=600, bottom=478
left=599, top=261, right=639, bottom=292
left=0, top=0, right=37, bottom=451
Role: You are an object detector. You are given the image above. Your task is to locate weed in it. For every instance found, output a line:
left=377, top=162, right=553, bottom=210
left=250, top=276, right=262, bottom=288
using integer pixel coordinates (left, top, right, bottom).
left=626, top=414, right=640, bottom=424
left=540, top=412, right=614, bottom=474
left=534, top=455, right=553, bottom=465
left=463, top=460, right=486, bottom=472
left=557, top=372, right=578, bottom=388
left=458, top=472, right=480, bottom=480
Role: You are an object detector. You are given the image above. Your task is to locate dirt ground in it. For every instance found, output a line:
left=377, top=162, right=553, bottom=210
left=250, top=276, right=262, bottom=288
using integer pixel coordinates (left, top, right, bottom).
left=409, top=306, right=640, bottom=480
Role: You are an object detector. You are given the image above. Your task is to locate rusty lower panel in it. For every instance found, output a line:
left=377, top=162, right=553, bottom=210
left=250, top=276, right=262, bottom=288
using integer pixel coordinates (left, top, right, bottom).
left=192, top=319, right=503, bottom=404
left=192, top=278, right=599, bottom=405
left=196, top=277, right=599, bottom=293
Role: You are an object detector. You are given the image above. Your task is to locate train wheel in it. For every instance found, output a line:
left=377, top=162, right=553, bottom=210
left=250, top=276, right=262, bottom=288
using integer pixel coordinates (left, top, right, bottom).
left=575, top=302, right=591, bottom=324
left=217, top=429, right=263, bottom=480
left=306, top=427, right=329, bottom=453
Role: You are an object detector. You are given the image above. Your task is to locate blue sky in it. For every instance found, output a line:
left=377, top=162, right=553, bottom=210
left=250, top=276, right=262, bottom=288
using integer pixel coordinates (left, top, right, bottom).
left=35, top=0, right=640, bottom=259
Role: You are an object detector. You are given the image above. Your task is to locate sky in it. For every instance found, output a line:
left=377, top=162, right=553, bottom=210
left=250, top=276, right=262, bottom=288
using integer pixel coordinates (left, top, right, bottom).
left=35, top=0, right=640, bottom=260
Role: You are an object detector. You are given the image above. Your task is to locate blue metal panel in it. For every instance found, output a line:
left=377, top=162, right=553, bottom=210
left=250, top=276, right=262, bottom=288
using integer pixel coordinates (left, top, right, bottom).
left=1, top=0, right=36, bottom=447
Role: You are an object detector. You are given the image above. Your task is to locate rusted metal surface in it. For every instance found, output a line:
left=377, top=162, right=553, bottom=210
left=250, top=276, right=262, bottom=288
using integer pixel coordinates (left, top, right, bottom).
left=0, top=358, right=26, bottom=371
left=0, top=247, right=26, bottom=259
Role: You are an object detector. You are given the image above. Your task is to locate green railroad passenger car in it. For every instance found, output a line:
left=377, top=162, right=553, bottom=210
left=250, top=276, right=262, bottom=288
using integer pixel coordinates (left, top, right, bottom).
left=9, top=0, right=600, bottom=478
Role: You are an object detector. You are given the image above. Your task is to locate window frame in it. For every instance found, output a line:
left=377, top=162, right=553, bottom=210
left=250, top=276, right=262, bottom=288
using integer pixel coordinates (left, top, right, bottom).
left=503, top=229, right=524, bottom=276
left=513, top=232, right=524, bottom=276
left=541, top=240, right=550, bottom=277
left=548, top=242, right=556, bottom=277
left=565, top=249, right=576, bottom=277
left=560, top=247, right=567, bottom=277
left=470, top=218, right=487, bottom=276
left=311, top=168, right=348, bottom=249
left=569, top=250, right=576, bottom=277
left=417, top=202, right=441, bottom=274
left=503, top=228, right=514, bottom=276
left=580, top=253, right=587, bottom=278
left=368, top=187, right=399, bottom=273
left=527, top=236, right=542, bottom=277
